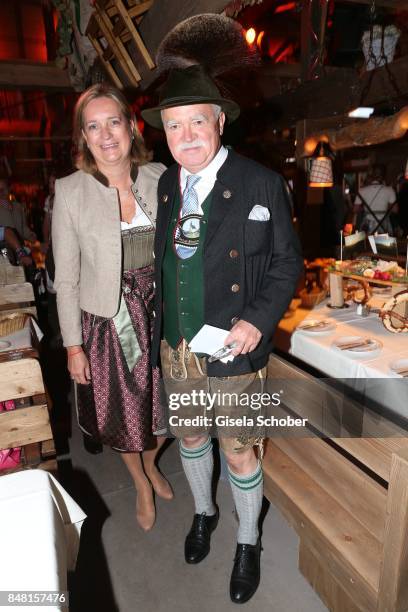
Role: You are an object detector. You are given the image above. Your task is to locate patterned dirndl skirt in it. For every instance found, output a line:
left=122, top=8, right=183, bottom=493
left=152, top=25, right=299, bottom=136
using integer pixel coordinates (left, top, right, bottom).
left=75, top=265, right=165, bottom=452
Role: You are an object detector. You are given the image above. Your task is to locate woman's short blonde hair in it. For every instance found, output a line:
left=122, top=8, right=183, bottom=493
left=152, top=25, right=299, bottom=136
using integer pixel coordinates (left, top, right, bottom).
left=73, top=83, right=151, bottom=173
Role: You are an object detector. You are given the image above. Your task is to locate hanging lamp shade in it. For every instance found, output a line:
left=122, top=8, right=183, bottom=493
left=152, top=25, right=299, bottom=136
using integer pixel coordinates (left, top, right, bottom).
left=309, top=141, right=334, bottom=188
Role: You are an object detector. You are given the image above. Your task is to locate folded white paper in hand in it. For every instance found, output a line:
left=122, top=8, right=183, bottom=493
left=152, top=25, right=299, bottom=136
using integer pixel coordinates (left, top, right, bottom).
left=248, top=204, right=270, bottom=221
left=189, top=325, right=235, bottom=363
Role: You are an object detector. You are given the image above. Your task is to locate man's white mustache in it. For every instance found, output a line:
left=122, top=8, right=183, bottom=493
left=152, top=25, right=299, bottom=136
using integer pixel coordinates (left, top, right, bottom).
left=177, top=140, right=204, bottom=151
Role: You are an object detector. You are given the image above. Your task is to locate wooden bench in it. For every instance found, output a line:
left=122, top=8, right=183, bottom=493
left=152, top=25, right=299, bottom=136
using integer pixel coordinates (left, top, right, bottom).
left=264, top=353, right=408, bottom=612
left=0, top=335, right=56, bottom=477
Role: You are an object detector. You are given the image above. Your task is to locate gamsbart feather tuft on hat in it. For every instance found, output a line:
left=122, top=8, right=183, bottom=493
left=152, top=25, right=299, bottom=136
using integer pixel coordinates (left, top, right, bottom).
left=156, top=13, right=258, bottom=77
left=142, top=14, right=258, bottom=130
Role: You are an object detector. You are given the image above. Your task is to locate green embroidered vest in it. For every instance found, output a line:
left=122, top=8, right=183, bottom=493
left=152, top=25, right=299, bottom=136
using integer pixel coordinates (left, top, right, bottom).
left=162, top=189, right=213, bottom=348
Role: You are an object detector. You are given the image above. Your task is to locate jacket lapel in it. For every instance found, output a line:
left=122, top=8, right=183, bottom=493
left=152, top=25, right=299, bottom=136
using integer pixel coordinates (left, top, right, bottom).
left=155, top=164, right=178, bottom=264
left=132, top=165, right=158, bottom=227
left=204, top=151, right=236, bottom=250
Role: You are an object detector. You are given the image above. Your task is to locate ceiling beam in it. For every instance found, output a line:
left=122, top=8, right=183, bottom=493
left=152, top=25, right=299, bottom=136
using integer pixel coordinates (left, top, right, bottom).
left=0, top=60, right=72, bottom=91
left=296, top=107, right=408, bottom=158
left=266, top=54, right=408, bottom=128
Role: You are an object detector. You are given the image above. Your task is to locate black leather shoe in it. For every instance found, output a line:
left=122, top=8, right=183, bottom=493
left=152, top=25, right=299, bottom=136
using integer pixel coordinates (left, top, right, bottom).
left=184, top=510, right=219, bottom=564
left=230, top=539, right=261, bottom=604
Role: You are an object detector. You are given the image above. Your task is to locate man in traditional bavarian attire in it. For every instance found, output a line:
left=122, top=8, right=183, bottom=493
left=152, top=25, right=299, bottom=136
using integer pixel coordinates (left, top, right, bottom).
left=143, top=62, right=302, bottom=603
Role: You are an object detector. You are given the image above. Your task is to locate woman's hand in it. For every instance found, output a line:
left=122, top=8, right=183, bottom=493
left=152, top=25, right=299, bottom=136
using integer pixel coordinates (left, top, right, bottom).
left=67, top=347, right=91, bottom=385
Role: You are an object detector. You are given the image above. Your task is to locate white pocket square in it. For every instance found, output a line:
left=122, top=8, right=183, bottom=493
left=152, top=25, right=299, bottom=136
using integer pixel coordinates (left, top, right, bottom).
left=248, top=205, right=270, bottom=221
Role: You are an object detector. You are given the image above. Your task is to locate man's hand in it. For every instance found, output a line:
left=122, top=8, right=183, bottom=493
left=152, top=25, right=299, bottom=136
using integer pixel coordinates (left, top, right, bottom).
left=225, top=320, right=262, bottom=356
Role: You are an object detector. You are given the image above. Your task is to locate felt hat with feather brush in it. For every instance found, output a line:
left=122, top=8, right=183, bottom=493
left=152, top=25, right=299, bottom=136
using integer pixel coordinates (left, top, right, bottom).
left=141, top=65, right=240, bottom=129
left=142, top=14, right=257, bottom=129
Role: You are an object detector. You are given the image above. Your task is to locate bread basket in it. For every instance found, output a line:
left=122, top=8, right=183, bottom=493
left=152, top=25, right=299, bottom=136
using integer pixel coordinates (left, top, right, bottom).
left=0, top=313, right=28, bottom=337
left=299, top=288, right=327, bottom=309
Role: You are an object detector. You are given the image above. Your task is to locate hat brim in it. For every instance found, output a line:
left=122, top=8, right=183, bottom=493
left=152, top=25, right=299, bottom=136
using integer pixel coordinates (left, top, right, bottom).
left=141, top=96, right=240, bottom=129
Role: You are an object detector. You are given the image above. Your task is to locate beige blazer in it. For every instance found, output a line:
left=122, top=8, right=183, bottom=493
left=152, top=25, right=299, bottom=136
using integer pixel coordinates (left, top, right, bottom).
left=52, top=162, right=165, bottom=347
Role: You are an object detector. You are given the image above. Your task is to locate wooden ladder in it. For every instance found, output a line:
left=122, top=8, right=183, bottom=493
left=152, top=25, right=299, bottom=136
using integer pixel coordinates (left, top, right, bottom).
left=86, top=0, right=155, bottom=88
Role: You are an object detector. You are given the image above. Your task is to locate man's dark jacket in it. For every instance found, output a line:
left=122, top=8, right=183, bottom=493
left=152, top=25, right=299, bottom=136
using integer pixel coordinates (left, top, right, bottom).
left=151, top=149, right=303, bottom=376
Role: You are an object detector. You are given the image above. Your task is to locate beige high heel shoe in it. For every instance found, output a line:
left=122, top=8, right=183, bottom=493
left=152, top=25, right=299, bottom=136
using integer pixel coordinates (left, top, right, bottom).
left=147, top=469, right=174, bottom=501
left=136, top=484, right=156, bottom=531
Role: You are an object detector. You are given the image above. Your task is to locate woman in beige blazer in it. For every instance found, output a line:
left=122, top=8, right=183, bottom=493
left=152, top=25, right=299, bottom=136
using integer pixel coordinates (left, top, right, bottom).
left=52, top=83, right=171, bottom=530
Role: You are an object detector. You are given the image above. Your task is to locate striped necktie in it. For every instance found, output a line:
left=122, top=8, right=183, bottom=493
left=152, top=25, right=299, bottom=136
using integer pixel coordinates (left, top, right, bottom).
left=175, top=174, right=201, bottom=259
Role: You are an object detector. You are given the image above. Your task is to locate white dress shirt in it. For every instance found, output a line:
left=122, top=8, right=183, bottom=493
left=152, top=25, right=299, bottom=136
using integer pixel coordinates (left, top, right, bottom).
left=354, top=181, right=397, bottom=234
left=180, top=146, right=228, bottom=214
left=354, top=182, right=396, bottom=212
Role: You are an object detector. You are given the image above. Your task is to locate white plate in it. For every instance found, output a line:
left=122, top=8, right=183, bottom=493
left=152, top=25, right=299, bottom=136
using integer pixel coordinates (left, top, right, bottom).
left=333, top=335, right=383, bottom=355
left=296, top=319, right=336, bottom=333
left=389, top=358, right=408, bottom=377
left=372, top=286, right=392, bottom=295
left=0, top=340, right=11, bottom=350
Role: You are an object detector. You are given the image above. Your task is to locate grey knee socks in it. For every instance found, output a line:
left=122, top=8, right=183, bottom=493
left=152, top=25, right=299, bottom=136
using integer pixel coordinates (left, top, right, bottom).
left=180, top=437, right=216, bottom=516
left=228, top=461, right=263, bottom=545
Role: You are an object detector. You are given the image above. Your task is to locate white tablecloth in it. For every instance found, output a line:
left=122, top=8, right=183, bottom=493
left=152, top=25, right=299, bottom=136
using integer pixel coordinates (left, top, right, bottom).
left=0, top=470, right=86, bottom=611
left=0, top=325, right=32, bottom=353
left=287, top=300, right=408, bottom=418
